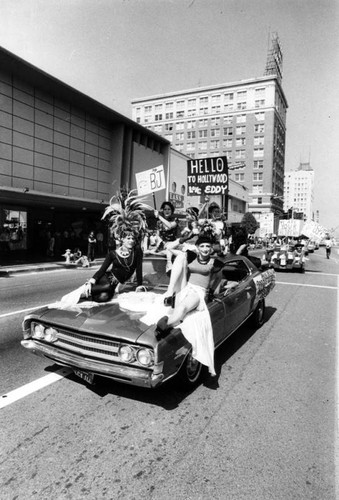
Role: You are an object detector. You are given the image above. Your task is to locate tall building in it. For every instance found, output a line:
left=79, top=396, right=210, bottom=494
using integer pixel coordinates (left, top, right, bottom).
left=131, top=35, right=288, bottom=233
left=284, top=162, right=314, bottom=221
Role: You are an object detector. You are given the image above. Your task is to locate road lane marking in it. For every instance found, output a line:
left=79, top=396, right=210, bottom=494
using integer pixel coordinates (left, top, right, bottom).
left=276, top=281, right=338, bottom=290
left=307, top=272, right=339, bottom=277
left=0, top=304, right=51, bottom=319
left=0, top=368, right=72, bottom=409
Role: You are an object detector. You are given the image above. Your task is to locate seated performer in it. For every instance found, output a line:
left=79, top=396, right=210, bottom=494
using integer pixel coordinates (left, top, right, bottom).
left=156, top=235, right=221, bottom=336
left=83, top=189, right=150, bottom=302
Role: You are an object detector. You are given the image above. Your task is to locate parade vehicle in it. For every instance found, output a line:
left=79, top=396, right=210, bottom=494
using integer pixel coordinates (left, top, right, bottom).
left=21, top=255, right=275, bottom=389
left=265, top=242, right=306, bottom=273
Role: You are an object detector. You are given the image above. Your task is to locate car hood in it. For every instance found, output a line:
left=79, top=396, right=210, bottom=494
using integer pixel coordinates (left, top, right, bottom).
left=29, top=302, right=158, bottom=346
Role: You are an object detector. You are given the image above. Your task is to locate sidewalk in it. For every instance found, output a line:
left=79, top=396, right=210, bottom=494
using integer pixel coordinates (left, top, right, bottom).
left=0, top=259, right=104, bottom=277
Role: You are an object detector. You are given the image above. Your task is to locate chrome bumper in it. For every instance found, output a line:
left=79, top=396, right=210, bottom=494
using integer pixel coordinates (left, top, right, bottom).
left=21, top=340, right=164, bottom=388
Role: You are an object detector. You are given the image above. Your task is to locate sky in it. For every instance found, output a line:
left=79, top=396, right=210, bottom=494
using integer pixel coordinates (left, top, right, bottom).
left=1, top=0, right=338, bottom=232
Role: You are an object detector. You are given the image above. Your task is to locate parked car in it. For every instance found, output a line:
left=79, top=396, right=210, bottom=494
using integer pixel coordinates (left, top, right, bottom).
left=21, top=255, right=276, bottom=389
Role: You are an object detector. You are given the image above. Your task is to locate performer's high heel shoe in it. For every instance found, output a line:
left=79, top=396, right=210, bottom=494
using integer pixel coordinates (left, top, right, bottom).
left=155, top=316, right=171, bottom=340
left=164, top=292, right=176, bottom=308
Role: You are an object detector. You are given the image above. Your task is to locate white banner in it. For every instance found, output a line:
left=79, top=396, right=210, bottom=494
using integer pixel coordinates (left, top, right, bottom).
left=301, top=220, right=327, bottom=243
left=278, top=219, right=304, bottom=237
left=135, top=165, right=166, bottom=195
left=259, top=212, right=274, bottom=237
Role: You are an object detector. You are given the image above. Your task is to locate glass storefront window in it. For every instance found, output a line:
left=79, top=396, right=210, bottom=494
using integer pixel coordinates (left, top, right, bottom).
left=0, top=208, right=27, bottom=252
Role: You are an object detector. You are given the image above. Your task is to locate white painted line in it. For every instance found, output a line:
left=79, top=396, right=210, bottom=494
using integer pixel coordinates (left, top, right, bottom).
left=276, top=281, right=338, bottom=290
left=307, top=272, right=339, bottom=277
left=0, top=368, right=72, bottom=409
left=0, top=304, right=51, bottom=319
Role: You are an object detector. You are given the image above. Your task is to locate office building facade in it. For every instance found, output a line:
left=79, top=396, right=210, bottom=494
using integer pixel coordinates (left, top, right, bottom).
left=284, top=162, right=314, bottom=221
left=132, top=75, right=288, bottom=230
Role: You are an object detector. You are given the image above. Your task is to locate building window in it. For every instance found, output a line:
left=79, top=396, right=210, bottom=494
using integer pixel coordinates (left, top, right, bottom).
left=255, top=112, right=265, bottom=121
left=187, top=131, right=196, bottom=139
left=187, top=142, right=195, bottom=151
left=254, top=136, right=264, bottom=146
left=211, top=106, right=221, bottom=114
left=176, top=132, right=184, bottom=140
left=223, top=127, right=233, bottom=136
left=200, top=107, right=209, bottom=115
left=199, top=130, right=208, bottom=138
left=235, top=149, right=245, bottom=159
left=155, top=114, right=162, bottom=121
left=252, top=185, right=263, bottom=194
left=254, top=123, right=265, bottom=133
left=136, top=117, right=141, bottom=123
left=237, top=90, right=247, bottom=100
left=211, top=94, right=221, bottom=104
left=224, top=92, right=234, bottom=101
left=255, top=99, right=266, bottom=108
left=144, top=105, right=152, bottom=113
left=165, top=112, right=174, bottom=120
left=199, top=119, right=208, bottom=127
left=253, top=172, right=263, bottom=181
left=188, top=98, right=196, bottom=107
left=236, top=114, right=246, bottom=123
left=257, top=197, right=262, bottom=204
left=165, top=102, right=174, bottom=110
left=223, top=115, right=233, bottom=124
left=155, top=104, right=163, bottom=111
left=237, top=102, right=246, bottom=110
left=211, top=117, right=220, bottom=126
left=254, top=147, right=264, bottom=157
left=164, top=134, right=173, bottom=141
left=198, top=141, right=207, bottom=150
left=254, top=160, right=263, bottom=169
left=176, top=121, right=184, bottom=130
left=135, top=108, right=141, bottom=116
left=176, top=143, right=184, bottom=151
left=181, top=185, right=186, bottom=195
left=176, top=111, right=184, bottom=118
left=187, top=120, right=196, bottom=129
left=172, top=181, right=177, bottom=192
left=210, top=140, right=220, bottom=149
left=154, top=125, right=162, bottom=132
left=255, top=87, right=266, bottom=98
left=236, top=137, right=246, bottom=146
left=176, top=100, right=185, bottom=109
left=223, top=139, right=232, bottom=148
left=164, top=123, right=173, bottom=131
left=235, top=173, right=244, bottom=182
left=187, top=109, right=196, bottom=117
left=236, top=126, right=246, bottom=135
left=210, top=129, right=220, bottom=137
left=199, top=96, right=208, bottom=104
left=224, top=103, right=234, bottom=111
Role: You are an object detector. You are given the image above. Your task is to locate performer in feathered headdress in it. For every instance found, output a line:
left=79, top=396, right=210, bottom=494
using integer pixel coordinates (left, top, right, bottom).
left=82, top=189, right=152, bottom=302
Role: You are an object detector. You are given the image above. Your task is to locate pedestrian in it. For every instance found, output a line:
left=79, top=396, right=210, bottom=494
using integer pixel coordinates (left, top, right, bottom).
left=325, top=237, right=332, bottom=259
left=87, top=231, right=96, bottom=262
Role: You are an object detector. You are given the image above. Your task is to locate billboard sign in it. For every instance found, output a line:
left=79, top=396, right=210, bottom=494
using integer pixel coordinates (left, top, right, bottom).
left=187, top=156, right=228, bottom=196
left=278, top=219, right=304, bottom=237
left=259, top=212, right=274, bottom=237
left=135, top=165, right=165, bottom=195
left=301, top=220, right=327, bottom=243
left=169, top=192, right=184, bottom=209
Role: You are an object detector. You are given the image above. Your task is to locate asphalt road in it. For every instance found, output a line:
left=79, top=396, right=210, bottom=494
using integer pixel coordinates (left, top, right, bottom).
left=0, top=249, right=338, bottom=500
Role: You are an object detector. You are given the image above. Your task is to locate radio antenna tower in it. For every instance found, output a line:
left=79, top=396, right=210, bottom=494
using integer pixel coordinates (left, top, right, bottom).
left=264, top=32, right=283, bottom=82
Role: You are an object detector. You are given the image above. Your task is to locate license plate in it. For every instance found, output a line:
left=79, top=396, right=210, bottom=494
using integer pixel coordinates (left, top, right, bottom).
left=74, top=369, right=95, bottom=385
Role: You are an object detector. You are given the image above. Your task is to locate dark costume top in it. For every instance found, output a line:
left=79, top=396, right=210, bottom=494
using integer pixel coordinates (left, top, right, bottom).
left=92, top=247, right=143, bottom=286
left=157, top=216, right=179, bottom=242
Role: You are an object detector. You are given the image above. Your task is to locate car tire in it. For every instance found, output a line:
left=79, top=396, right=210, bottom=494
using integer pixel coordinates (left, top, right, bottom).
left=177, top=351, right=203, bottom=389
left=251, top=299, right=265, bottom=328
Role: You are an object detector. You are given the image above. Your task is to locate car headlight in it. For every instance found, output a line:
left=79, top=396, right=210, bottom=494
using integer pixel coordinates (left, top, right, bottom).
left=32, top=323, right=45, bottom=339
left=118, top=345, right=136, bottom=363
left=44, top=327, right=58, bottom=343
left=137, top=348, right=154, bottom=367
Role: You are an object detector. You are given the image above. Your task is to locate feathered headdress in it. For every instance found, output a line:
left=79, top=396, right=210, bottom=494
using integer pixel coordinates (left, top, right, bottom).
left=101, top=189, right=153, bottom=241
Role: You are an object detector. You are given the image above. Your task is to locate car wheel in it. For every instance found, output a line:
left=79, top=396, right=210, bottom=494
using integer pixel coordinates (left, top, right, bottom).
left=177, top=351, right=203, bottom=388
left=251, top=299, right=265, bottom=328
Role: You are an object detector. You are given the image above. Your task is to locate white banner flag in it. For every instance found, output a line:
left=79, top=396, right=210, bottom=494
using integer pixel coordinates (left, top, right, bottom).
left=135, top=165, right=166, bottom=195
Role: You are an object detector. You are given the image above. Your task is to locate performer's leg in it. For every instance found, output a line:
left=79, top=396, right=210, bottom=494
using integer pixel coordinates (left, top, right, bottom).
left=167, top=290, right=200, bottom=327
left=165, top=252, right=187, bottom=296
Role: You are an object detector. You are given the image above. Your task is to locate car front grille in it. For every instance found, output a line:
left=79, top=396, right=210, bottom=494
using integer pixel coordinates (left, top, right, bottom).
left=46, top=327, right=120, bottom=362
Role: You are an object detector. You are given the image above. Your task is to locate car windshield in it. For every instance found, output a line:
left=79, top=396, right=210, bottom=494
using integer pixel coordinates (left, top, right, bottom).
left=142, top=256, right=170, bottom=288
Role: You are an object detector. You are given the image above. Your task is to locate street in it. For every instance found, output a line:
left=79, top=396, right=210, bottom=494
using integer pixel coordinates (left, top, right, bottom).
left=0, top=249, right=338, bottom=500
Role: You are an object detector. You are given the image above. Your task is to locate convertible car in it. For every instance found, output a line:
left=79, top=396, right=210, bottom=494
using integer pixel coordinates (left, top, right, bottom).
left=265, top=243, right=306, bottom=273
left=21, top=255, right=275, bottom=389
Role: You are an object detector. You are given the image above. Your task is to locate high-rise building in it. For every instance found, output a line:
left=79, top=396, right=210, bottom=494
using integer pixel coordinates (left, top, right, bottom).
left=131, top=36, right=287, bottom=230
left=284, top=162, right=314, bottom=221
